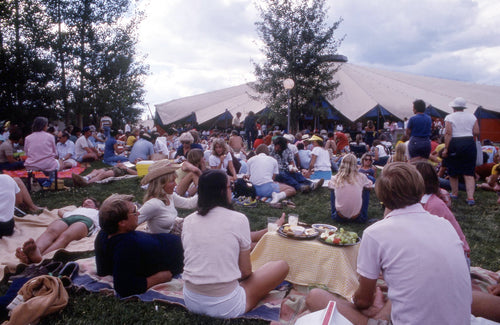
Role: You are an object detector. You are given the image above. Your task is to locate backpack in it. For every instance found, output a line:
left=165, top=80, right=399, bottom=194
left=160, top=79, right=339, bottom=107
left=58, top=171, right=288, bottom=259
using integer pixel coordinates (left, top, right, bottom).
left=233, top=178, right=256, bottom=199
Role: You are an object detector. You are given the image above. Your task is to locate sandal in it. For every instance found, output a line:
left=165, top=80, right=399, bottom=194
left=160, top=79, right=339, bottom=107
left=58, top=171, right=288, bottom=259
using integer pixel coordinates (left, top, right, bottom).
left=282, top=200, right=296, bottom=208
left=269, top=202, right=282, bottom=209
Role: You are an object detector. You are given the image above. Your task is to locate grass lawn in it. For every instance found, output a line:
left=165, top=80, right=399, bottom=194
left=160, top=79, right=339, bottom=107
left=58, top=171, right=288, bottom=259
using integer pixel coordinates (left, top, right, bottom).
left=2, top=161, right=499, bottom=324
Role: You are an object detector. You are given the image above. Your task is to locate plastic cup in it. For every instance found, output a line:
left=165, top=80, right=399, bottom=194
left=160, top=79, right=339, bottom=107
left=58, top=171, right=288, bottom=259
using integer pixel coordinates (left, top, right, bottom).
left=267, top=217, right=278, bottom=232
left=288, top=214, right=299, bottom=226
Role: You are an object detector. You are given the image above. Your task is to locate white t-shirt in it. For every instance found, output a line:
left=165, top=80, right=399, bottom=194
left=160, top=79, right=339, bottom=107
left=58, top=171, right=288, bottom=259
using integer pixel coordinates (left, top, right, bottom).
left=138, top=195, right=197, bottom=234
left=0, top=175, right=19, bottom=222
left=376, top=144, right=389, bottom=158
left=444, top=111, right=477, bottom=138
left=63, top=207, right=99, bottom=229
left=247, top=153, right=278, bottom=186
left=208, top=153, right=233, bottom=172
left=311, top=147, right=331, bottom=171
left=154, top=136, right=168, bottom=155
left=74, top=136, right=91, bottom=160
left=357, top=204, right=471, bottom=325
left=182, top=207, right=251, bottom=288
left=328, top=174, right=372, bottom=218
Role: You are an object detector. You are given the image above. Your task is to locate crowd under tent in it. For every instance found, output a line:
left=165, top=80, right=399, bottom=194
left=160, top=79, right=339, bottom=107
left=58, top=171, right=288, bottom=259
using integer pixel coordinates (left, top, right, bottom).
left=154, top=63, right=500, bottom=139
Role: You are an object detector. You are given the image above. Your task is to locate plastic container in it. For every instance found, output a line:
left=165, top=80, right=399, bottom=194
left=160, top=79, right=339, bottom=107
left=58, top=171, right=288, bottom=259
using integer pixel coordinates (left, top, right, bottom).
left=136, top=160, right=154, bottom=177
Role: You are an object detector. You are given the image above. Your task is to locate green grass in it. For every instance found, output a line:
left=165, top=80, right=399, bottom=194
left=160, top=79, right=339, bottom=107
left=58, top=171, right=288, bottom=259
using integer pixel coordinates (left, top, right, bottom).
left=2, top=161, right=500, bottom=324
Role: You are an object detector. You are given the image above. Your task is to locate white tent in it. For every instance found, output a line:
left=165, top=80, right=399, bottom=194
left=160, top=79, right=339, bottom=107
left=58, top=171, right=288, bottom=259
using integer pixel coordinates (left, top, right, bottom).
left=154, top=63, right=500, bottom=127
left=154, top=83, right=266, bottom=128
left=329, top=63, right=500, bottom=121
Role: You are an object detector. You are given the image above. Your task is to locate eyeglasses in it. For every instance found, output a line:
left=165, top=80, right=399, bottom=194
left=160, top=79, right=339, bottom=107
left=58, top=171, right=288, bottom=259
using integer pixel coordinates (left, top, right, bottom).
left=129, top=204, right=139, bottom=216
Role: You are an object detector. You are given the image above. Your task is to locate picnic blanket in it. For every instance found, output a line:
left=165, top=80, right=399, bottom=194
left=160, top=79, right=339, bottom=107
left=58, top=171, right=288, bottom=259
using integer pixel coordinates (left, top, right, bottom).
left=2, top=166, right=85, bottom=179
left=72, top=257, right=288, bottom=322
left=0, top=208, right=96, bottom=281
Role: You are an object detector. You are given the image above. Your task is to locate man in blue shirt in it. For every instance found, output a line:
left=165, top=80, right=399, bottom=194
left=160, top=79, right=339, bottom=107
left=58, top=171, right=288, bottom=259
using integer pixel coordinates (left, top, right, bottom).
left=128, top=131, right=154, bottom=163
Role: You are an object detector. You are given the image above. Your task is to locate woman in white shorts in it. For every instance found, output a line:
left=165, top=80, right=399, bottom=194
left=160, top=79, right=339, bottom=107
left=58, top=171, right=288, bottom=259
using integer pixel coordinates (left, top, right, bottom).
left=181, top=169, right=289, bottom=318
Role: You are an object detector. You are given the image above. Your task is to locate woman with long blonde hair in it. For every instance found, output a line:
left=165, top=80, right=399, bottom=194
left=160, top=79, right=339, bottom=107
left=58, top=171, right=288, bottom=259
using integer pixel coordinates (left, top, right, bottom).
left=139, top=160, right=197, bottom=235
left=208, top=138, right=237, bottom=181
left=328, top=154, right=373, bottom=222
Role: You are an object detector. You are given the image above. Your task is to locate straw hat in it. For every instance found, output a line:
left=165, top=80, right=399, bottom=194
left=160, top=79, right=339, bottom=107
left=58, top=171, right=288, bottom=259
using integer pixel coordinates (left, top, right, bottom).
left=310, top=135, right=324, bottom=142
left=141, top=160, right=181, bottom=185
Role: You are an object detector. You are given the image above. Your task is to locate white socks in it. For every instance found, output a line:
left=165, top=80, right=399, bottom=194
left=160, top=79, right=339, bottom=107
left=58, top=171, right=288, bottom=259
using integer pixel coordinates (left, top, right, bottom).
left=270, top=191, right=286, bottom=204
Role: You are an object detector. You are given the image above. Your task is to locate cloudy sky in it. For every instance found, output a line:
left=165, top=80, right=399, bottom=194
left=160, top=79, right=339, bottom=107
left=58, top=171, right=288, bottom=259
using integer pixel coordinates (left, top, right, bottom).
left=136, top=0, right=500, bottom=117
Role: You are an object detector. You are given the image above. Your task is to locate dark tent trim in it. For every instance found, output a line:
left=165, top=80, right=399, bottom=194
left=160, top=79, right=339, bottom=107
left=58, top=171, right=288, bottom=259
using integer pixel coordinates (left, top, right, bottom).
left=425, top=105, right=448, bottom=118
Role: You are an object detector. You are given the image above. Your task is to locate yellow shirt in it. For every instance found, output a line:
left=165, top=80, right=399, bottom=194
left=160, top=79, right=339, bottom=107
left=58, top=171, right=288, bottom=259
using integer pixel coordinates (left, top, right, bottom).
left=126, top=135, right=136, bottom=146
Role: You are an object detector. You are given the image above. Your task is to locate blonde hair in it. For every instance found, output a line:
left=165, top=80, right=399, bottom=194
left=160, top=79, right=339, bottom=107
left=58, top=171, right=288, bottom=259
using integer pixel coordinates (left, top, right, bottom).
left=392, top=143, right=407, bottom=162
left=333, top=154, right=363, bottom=187
left=211, top=138, right=228, bottom=157
left=143, top=172, right=177, bottom=205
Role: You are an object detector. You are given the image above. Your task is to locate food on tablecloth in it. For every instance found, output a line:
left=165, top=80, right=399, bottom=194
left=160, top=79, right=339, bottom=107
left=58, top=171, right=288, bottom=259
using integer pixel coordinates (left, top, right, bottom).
left=311, top=224, right=337, bottom=233
left=320, top=228, right=359, bottom=245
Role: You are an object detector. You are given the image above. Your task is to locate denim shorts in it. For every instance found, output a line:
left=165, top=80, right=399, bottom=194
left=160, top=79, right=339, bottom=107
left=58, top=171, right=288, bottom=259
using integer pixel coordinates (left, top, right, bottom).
left=254, top=182, right=280, bottom=198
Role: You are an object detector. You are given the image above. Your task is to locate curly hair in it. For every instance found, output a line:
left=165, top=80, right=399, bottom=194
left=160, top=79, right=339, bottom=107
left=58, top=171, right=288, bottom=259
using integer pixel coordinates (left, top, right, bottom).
left=211, top=138, right=229, bottom=157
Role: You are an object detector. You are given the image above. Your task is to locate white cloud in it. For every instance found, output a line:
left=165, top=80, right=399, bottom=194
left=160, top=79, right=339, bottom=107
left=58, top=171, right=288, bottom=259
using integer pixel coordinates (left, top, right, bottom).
left=136, top=0, right=500, bottom=118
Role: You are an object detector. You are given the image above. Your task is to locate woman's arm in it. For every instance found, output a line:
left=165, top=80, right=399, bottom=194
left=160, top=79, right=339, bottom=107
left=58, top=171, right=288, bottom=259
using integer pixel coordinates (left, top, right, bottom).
left=442, top=121, right=453, bottom=158
left=227, top=160, right=238, bottom=181
left=238, top=249, right=253, bottom=281
left=306, top=154, right=317, bottom=177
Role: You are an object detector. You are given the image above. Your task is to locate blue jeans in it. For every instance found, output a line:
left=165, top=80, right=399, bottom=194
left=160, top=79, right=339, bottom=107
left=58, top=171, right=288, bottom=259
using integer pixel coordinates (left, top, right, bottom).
left=275, top=171, right=310, bottom=191
left=330, top=188, right=370, bottom=223
left=103, top=155, right=129, bottom=166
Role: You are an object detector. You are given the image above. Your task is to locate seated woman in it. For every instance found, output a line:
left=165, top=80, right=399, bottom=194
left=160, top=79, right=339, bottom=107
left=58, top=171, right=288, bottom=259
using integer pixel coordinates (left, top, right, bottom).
left=387, top=142, right=408, bottom=163
left=95, top=194, right=184, bottom=297
left=15, top=198, right=100, bottom=264
left=358, top=153, right=376, bottom=183
left=175, top=149, right=207, bottom=197
left=372, top=140, right=390, bottom=166
left=182, top=170, right=289, bottom=318
left=414, top=161, right=471, bottom=263
left=139, top=160, right=197, bottom=235
left=208, top=138, right=238, bottom=182
left=24, top=117, right=61, bottom=186
left=328, top=154, right=373, bottom=223
left=304, top=135, right=332, bottom=181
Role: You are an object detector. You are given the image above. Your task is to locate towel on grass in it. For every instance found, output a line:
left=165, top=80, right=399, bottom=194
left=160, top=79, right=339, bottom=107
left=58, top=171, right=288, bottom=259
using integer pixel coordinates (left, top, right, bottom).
left=2, top=166, right=85, bottom=179
left=72, top=257, right=288, bottom=322
left=0, top=208, right=96, bottom=281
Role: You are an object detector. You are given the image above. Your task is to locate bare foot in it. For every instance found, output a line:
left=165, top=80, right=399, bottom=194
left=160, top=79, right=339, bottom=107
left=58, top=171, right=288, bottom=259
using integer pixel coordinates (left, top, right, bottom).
left=15, top=247, right=30, bottom=264
left=22, top=238, right=43, bottom=264
left=276, top=213, right=286, bottom=227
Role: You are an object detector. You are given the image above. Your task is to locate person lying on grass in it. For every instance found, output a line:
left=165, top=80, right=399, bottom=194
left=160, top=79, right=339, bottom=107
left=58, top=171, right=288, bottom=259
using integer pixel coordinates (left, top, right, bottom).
left=95, top=194, right=184, bottom=297
left=15, top=197, right=100, bottom=264
left=181, top=169, right=289, bottom=318
left=71, top=162, right=137, bottom=187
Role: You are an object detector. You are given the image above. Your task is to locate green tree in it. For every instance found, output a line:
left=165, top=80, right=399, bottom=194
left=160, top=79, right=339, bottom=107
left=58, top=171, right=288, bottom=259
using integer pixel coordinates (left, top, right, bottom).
left=253, top=0, right=344, bottom=132
left=0, top=0, right=59, bottom=122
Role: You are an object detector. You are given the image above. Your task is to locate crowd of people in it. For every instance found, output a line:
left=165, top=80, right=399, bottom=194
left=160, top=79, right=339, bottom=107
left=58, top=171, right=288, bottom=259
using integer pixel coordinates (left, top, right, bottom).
left=1, top=96, right=500, bottom=322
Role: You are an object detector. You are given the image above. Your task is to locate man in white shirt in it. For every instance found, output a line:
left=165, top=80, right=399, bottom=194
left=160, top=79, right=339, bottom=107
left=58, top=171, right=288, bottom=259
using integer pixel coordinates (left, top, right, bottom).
left=246, top=144, right=295, bottom=204
left=74, top=127, right=99, bottom=162
left=306, top=163, right=471, bottom=325
left=56, top=131, right=78, bottom=168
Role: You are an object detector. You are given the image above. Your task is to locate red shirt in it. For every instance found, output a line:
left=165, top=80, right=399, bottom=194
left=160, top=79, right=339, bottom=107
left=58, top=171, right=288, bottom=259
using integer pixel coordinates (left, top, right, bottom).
left=335, top=132, right=349, bottom=153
